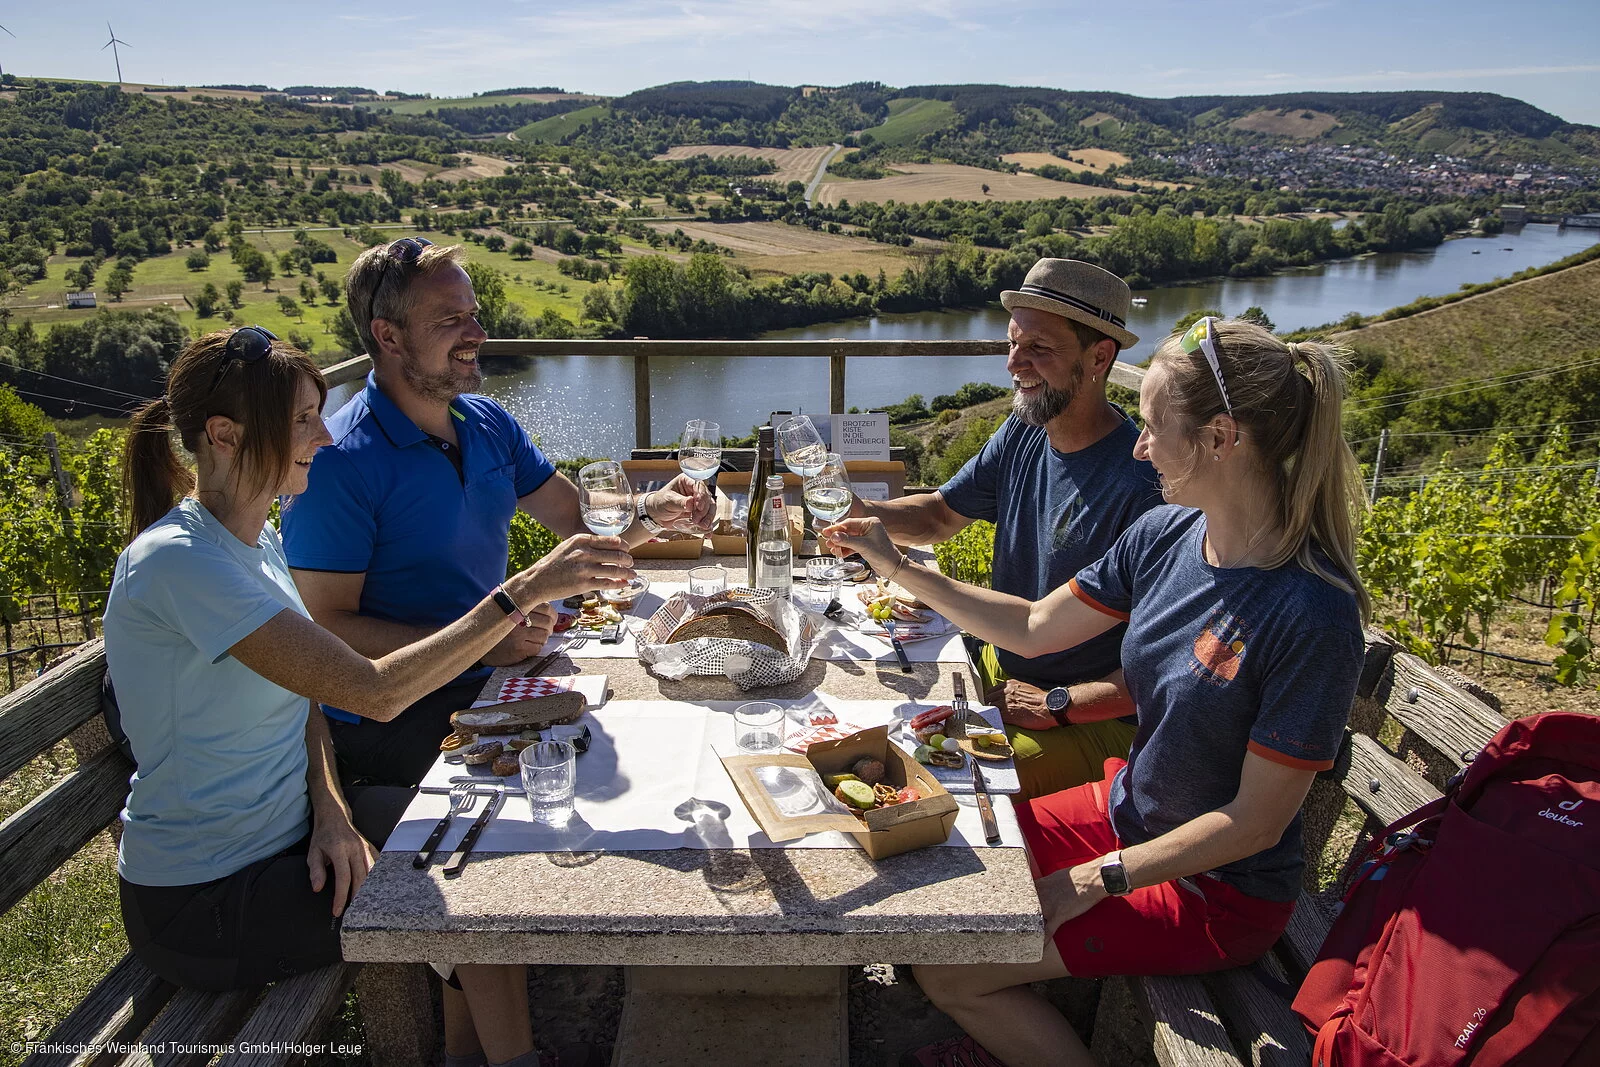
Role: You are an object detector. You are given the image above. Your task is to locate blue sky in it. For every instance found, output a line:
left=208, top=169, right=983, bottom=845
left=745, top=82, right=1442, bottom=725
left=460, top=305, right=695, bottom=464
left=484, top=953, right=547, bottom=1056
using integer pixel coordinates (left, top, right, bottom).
left=8, top=0, right=1600, bottom=125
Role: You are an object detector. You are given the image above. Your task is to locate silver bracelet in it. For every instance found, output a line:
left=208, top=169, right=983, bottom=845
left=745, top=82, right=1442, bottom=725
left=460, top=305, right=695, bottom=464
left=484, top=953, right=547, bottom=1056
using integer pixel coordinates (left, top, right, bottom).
left=884, top=554, right=909, bottom=584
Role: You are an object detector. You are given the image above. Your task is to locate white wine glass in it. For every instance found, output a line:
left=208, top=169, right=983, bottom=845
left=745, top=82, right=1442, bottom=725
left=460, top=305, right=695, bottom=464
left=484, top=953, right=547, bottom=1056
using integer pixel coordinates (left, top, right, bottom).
left=576, top=460, right=635, bottom=537
left=679, top=420, right=722, bottom=482
left=803, top=453, right=853, bottom=524
left=776, top=415, right=827, bottom=477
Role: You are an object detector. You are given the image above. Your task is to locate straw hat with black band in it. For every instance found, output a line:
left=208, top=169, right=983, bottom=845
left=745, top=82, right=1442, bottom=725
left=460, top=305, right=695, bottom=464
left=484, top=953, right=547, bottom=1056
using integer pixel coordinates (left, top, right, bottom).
left=1000, top=259, right=1140, bottom=350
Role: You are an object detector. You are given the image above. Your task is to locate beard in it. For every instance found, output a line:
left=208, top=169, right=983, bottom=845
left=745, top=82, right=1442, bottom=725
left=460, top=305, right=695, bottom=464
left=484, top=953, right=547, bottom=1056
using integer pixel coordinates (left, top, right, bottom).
left=399, top=344, right=481, bottom=404
left=1011, top=362, right=1083, bottom=427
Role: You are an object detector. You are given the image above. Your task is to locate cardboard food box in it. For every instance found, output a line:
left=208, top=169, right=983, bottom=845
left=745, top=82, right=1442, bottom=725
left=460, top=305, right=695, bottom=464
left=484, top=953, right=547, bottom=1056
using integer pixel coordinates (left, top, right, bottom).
left=630, top=533, right=707, bottom=559
left=710, top=480, right=805, bottom=556
left=721, top=725, right=958, bottom=859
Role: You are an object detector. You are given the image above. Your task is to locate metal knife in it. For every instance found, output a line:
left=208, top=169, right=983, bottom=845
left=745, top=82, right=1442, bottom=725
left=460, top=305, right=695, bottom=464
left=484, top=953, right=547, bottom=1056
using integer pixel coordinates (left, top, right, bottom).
left=412, top=790, right=475, bottom=869
left=521, top=647, right=564, bottom=679
left=421, top=779, right=526, bottom=795
left=971, top=759, right=1001, bottom=846
left=443, top=788, right=505, bottom=877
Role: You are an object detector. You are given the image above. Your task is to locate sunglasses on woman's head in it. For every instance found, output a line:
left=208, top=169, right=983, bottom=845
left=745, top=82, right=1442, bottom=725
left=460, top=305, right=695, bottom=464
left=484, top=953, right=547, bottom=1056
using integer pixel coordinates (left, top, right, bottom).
left=365, top=237, right=435, bottom=328
left=207, top=325, right=278, bottom=397
left=1180, top=316, right=1234, bottom=419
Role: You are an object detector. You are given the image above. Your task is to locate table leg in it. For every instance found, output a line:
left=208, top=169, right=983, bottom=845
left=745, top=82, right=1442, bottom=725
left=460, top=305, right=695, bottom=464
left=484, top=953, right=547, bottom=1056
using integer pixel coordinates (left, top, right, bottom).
left=611, top=965, right=847, bottom=1066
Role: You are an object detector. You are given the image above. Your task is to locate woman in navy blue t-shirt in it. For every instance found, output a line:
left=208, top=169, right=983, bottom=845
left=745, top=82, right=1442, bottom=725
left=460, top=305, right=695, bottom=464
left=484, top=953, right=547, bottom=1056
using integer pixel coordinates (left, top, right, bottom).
left=825, top=317, right=1370, bottom=1067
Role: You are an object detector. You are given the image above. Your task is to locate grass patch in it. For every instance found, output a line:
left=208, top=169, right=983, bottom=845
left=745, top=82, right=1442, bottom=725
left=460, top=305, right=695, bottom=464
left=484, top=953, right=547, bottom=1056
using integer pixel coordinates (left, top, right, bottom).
left=372, top=94, right=597, bottom=117
left=515, top=105, right=609, bottom=143
left=6, top=228, right=593, bottom=365
left=0, top=743, right=126, bottom=1064
left=867, top=99, right=956, bottom=148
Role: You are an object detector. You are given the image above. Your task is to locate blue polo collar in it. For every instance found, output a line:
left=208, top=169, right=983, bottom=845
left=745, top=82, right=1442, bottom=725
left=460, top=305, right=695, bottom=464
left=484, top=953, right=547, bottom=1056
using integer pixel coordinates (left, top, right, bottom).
left=360, top=372, right=463, bottom=450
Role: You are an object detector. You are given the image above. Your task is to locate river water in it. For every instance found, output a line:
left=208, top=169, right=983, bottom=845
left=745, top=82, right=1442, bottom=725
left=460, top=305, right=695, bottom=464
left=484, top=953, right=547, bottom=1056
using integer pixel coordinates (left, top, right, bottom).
left=328, top=223, right=1597, bottom=460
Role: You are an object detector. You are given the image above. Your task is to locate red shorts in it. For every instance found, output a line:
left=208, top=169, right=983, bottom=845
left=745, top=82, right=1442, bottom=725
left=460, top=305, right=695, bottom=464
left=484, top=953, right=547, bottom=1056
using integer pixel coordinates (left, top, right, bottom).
left=1015, top=759, right=1296, bottom=979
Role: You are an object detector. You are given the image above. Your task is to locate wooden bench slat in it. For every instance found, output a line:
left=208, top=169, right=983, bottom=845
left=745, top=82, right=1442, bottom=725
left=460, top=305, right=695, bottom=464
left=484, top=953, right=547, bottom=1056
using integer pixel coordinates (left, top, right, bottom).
left=1381, top=652, right=1503, bottom=770
left=215, top=964, right=358, bottom=1067
left=1342, top=732, right=1445, bottom=828
left=24, top=954, right=177, bottom=1067
left=1136, top=974, right=1246, bottom=1067
left=1277, top=892, right=1334, bottom=982
left=0, top=640, right=106, bottom=781
left=113, top=986, right=262, bottom=1067
left=1206, top=959, right=1311, bottom=1067
left=0, top=745, right=132, bottom=915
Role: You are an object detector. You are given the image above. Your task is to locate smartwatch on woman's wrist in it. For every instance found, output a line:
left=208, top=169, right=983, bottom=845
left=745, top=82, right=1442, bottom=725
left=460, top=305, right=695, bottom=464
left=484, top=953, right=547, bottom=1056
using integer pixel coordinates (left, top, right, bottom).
left=1099, top=850, right=1132, bottom=896
left=492, top=584, right=528, bottom=626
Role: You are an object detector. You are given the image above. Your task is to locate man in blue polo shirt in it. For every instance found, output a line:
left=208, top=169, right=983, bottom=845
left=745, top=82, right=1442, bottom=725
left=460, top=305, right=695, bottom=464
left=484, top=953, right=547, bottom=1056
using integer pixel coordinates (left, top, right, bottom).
left=855, top=259, right=1163, bottom=799
left=282, top=241, right=713, bottom=786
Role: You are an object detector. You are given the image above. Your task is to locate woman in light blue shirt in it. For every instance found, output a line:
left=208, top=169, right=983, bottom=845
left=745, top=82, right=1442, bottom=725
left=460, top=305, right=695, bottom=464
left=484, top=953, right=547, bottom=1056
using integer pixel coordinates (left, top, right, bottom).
left=105, top=327, right=631, bottom=1067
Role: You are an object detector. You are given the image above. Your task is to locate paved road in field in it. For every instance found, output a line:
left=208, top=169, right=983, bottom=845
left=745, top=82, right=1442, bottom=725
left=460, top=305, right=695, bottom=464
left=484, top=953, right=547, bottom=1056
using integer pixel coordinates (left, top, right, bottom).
left=805, top=143, right=844, bottom=206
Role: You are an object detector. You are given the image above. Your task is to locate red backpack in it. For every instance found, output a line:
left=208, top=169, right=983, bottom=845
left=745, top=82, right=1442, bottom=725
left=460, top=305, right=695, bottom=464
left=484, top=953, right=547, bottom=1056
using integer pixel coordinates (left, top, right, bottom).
left=1292, top=711, right=1600, bottom=1067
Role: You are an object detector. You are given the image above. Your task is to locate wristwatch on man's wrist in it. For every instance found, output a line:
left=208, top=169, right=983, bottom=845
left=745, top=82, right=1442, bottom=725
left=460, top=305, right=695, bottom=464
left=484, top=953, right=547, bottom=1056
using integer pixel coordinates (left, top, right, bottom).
left=636, top=494, right=665, bottom=535
left=1099, top=850, right=1132, bottom=896
left=1044, top=685, right=1073, bottom=728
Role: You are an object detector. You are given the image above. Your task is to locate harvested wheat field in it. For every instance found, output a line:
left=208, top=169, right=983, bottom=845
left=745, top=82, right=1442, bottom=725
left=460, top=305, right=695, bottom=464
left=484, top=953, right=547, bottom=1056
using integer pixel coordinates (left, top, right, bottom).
left=814, top=164, right=1130, bottom=206
left=1229, top=108, right=1341, bottom=139
left=434, top=154, right=515, bottom=181
left=653, top=145, right=836, bottom=185
left=644, top=221, right=916, bottom=279
left=1002, top=149, right=1132, bottom=171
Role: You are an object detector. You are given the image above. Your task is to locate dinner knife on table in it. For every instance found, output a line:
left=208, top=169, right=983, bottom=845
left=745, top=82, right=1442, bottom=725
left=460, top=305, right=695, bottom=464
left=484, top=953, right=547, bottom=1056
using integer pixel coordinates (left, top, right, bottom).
left=971, top=759, right=1002, bottom=846
left=443, top=788, right=505, bottom=877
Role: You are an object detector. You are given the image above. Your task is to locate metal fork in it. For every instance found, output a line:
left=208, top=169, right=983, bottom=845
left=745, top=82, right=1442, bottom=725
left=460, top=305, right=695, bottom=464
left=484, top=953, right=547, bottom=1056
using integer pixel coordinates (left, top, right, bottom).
left=413, top=783, right=474, bottom=868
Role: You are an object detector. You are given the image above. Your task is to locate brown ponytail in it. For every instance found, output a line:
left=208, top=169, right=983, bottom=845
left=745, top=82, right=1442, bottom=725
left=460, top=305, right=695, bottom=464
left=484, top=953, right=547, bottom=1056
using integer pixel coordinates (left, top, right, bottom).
left=1151, top=320, right=1371, bottom=622
left=121, top=330, right=326, bottom=542
left=123, top=396, right=194, bottom=540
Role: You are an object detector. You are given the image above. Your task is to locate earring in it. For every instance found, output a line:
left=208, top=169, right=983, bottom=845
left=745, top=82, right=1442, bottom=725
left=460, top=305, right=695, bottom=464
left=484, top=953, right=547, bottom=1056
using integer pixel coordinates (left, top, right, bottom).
left=1212, top=454, right=1221, bottom=462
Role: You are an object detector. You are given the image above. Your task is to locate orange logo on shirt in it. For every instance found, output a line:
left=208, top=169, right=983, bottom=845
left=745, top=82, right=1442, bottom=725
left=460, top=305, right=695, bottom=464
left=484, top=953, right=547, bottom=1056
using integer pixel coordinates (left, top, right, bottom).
left=1190, top=614, right=1250, bottom=684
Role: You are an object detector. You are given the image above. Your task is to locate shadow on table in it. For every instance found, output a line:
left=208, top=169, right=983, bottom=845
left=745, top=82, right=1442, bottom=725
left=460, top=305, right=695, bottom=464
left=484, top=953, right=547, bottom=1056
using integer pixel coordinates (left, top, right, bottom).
left=824, top=654, right=943, bottom=701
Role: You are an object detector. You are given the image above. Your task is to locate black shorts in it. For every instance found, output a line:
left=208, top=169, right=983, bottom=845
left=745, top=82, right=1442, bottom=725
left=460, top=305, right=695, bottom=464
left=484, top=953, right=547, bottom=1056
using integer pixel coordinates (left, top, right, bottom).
left=119, top=785, right=413, bottom=992
left=327, top=677, right=485, bottom=789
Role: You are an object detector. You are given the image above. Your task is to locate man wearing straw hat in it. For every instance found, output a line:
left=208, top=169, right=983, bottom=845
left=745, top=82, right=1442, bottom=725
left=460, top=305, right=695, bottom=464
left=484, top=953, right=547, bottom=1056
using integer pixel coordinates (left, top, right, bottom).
left=858, top=259, right=1162, bottom=799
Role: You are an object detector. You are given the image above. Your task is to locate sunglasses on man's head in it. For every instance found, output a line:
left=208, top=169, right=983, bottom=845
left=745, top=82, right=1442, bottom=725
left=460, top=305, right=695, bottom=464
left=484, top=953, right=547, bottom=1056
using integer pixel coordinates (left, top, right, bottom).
left=365, top=237, right=435, bottom=329
left=207, top=325, right=278, bottom=397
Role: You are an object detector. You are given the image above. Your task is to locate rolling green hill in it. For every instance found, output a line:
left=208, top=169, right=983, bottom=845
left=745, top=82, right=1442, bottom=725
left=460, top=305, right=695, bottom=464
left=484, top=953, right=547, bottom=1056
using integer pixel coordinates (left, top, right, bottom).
left=377, top=93, right=595, bottom=116
left=865, top=98, right=957, bottom=147
left=514, top=104, right=610, bottom=142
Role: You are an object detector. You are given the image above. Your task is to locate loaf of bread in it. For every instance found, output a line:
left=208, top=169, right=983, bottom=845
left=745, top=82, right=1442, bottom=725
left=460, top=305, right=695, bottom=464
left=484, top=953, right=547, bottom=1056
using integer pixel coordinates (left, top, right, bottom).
left=666, top=602, right=787, bottom=653
left=450, top=692, right=585, bottom=735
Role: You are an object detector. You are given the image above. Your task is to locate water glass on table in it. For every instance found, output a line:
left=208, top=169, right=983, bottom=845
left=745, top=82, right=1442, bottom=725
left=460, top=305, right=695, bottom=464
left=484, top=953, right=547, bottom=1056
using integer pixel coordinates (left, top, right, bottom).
left=801, top=556, right=842, bottom=609
left=577, top=460, right=634, bottom=537
left=734, top=702, right=785, bottom=754
left=688, top=564, right=727, bottom=597
left=520, top=740, right=577, bottom=826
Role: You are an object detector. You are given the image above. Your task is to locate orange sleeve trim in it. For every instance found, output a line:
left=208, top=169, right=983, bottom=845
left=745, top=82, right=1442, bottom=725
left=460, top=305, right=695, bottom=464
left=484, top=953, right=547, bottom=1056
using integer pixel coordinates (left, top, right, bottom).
left=1247, top=740, right=1334, bottom=772
left=1068, top=578, right=1130, bottom=622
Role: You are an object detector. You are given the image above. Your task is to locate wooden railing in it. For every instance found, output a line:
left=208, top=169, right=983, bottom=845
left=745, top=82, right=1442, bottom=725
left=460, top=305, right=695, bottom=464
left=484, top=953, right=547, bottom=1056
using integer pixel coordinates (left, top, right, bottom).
left=321, top=339, right=1148, bottom=450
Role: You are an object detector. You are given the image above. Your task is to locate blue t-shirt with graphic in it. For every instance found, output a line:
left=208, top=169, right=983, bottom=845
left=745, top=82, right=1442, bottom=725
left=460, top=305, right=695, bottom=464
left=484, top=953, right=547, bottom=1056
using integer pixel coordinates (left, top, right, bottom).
left=1070, top=505, right=1363, bottom=901
left=940, top=413, right=1162, bottom=688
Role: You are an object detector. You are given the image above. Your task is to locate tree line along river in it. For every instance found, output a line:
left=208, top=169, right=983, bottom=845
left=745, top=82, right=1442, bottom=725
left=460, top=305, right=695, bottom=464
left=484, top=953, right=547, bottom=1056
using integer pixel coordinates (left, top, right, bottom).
left=324, top=223, right=1600, bottom=461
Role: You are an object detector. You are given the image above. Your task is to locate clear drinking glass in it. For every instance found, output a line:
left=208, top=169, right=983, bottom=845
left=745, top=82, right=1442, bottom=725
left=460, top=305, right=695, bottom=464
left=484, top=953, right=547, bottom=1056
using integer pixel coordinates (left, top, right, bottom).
left=803, top=556, right=843, bottom=608
left=734, top=702, right=785, bottom=754
left=679, top=420, right=722, bottom=482
left=577, top=460, right=635, bottom=537
left=776, top=415, right=827, bottom=478
left=803, top=453, right=853, bottom=525
left=688, top=565, right=727, bottom=596
left=520, top=740, right=577, bottom=826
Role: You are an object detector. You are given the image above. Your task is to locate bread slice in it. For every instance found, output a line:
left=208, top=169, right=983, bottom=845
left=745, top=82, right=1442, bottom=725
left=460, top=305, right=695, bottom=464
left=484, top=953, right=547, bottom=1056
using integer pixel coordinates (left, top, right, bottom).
left=667, top=611, right=788, bottom=653
left=450, top=692, right=585, bottom=734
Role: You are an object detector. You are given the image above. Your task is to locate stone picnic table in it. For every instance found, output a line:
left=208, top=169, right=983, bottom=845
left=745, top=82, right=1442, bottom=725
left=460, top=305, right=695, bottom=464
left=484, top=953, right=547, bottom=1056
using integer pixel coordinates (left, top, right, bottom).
left=339, top=554, right=1045, bottom=1067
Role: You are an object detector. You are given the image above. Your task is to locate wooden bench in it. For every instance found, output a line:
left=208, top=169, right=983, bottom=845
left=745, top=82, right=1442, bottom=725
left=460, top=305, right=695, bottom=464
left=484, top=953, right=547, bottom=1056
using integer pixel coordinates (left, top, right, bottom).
left=1087, top=631, right=1508, bottom=1066
left=1, top=640, right=435, bottom=1067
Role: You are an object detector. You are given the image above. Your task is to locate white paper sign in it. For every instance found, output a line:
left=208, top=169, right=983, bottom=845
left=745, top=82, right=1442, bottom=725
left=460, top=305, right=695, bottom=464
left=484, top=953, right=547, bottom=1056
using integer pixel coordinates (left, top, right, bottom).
left=831, top=413, right=890, bottom=462
left=855, top=482, right=890, bottom=501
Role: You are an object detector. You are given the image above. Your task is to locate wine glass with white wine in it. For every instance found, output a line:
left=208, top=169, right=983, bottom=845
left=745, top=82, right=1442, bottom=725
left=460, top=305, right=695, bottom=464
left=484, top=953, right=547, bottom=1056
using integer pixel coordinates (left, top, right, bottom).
left=776, top=415, right=828, bottom=478
left=805, top=453, right=867, bottom=581
left=678, top=420, right=722, bottom=482
left=576, top=460, right=635, bottom=537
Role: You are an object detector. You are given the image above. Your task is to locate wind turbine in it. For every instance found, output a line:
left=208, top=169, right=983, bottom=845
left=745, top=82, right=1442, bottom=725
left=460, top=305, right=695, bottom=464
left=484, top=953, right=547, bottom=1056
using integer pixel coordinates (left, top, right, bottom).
left=102, top=23, right=130, bottom=85
left=0, top=24, right=15, bottom=81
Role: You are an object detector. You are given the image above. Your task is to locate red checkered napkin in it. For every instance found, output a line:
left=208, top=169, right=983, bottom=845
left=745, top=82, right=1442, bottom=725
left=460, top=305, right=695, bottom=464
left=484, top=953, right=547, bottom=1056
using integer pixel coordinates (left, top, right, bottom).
left=491, top=676, right=575, bottom=703
left=785, top=721, right=856, bottom=753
